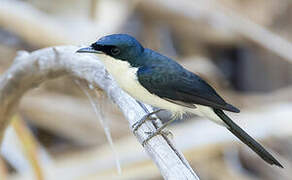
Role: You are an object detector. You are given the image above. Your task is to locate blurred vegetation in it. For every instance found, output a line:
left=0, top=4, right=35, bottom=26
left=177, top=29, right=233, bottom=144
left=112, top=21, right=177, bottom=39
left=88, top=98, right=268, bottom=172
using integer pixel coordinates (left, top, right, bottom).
left=0, top=0, right=292, bottom=179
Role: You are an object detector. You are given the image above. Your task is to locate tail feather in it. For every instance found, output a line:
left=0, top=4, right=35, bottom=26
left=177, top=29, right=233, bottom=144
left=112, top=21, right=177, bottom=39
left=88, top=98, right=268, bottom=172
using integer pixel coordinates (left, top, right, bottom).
left=213, top=109, right=283, bottom=168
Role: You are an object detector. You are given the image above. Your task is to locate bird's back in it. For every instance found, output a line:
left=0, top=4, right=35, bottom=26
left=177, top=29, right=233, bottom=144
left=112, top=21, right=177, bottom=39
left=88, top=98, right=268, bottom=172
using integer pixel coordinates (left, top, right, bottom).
left=137, top=48, right=239, bottom=113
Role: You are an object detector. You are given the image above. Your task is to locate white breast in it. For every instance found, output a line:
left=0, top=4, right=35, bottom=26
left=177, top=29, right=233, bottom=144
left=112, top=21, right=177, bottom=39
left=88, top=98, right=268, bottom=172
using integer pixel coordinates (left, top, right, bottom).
left=96, top=54, right=224, bottom=125
left=96, top=54, right=186, bottom=114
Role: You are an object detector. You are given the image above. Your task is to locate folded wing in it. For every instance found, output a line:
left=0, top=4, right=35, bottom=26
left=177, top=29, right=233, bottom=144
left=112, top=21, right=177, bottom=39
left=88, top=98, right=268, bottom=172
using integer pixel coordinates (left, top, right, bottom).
left=137, top=64, right=239, bottom=113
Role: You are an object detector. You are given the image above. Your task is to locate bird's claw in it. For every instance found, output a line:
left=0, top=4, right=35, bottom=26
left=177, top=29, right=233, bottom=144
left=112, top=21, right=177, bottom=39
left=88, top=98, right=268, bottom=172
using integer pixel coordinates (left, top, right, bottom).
left=142, top=129, right=173, bottom=146
left=163, top=129, right=173, bottom=139
left=132, top=109, right=163, bottom=132
left=132, top=116, right=157, bottom=132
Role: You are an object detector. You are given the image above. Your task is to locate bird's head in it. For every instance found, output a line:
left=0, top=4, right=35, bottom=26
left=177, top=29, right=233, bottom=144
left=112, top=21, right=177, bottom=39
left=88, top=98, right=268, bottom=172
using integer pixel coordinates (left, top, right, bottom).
left=77, top=34, right=144, bottom=65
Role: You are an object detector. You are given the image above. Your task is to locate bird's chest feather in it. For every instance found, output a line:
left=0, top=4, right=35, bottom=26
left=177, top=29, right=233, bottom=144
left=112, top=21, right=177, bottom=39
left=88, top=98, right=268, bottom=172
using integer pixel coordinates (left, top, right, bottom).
left=97, top=54, right=140, bottom=92
left=96, top=54, right=185, bottom=112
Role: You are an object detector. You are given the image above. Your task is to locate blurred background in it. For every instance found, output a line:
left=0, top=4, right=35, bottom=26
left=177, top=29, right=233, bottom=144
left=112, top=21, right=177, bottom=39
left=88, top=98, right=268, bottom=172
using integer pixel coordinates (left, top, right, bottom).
left=0, top=0, right=292, bottom=179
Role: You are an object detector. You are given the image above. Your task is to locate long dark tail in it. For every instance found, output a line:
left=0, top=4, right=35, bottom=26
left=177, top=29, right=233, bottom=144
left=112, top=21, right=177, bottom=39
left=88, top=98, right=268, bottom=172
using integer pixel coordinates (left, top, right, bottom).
left=213, top=109, right=283, bottom=168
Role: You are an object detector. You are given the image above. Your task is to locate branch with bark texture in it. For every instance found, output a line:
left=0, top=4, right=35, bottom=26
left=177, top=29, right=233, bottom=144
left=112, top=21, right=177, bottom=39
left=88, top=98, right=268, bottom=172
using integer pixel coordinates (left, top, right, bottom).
left=0, top=46, right=199, bottom=180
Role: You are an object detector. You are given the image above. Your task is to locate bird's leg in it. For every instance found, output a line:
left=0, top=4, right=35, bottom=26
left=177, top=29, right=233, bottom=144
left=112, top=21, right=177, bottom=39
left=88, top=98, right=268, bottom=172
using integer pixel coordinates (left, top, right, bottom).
left=132, top=109, right=164, bottom=132
left=142, top=118, right=176, bottom=146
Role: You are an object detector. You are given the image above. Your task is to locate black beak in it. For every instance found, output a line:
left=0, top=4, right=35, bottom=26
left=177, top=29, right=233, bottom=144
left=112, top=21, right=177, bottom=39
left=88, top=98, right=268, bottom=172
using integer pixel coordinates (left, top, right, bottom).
left=76, top=46, right=103, bottom=54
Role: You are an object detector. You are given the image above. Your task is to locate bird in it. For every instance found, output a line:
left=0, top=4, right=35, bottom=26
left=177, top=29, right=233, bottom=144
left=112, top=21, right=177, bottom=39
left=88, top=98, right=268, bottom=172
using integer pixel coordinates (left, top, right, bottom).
left=77, top=34, right=283, bottom=168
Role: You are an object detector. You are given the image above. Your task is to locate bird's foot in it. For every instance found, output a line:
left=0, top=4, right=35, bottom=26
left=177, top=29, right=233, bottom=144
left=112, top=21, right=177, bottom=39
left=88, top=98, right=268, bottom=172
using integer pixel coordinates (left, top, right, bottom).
left=132, top=109, right=163, bottom=132
left=142, top=124, right=173, bottom=146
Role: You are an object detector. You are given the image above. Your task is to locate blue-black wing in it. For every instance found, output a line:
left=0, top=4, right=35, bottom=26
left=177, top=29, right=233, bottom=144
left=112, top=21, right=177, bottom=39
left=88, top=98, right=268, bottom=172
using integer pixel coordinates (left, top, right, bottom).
left=137, top=63, right=239, bottom=113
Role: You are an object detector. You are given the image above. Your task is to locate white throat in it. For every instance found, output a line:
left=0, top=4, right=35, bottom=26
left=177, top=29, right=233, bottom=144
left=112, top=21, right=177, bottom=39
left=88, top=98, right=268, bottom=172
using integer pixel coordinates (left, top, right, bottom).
left=96, top=54, right=137, bottom=91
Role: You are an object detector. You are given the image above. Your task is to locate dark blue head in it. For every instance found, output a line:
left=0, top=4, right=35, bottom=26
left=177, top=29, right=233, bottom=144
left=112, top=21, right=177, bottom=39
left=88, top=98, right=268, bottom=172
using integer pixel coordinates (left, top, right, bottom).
left=77, top=34, right=144, bottom=63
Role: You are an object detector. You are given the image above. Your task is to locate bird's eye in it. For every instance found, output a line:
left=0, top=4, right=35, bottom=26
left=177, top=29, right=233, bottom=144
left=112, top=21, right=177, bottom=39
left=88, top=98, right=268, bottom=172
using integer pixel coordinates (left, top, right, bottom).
left=111, top=47, right=120, bottom=56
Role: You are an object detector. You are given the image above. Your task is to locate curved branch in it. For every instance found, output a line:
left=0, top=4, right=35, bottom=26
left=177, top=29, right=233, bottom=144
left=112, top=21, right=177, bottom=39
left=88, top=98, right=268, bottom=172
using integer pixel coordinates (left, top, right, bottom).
left=0, top=46, right=199, bottom=179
